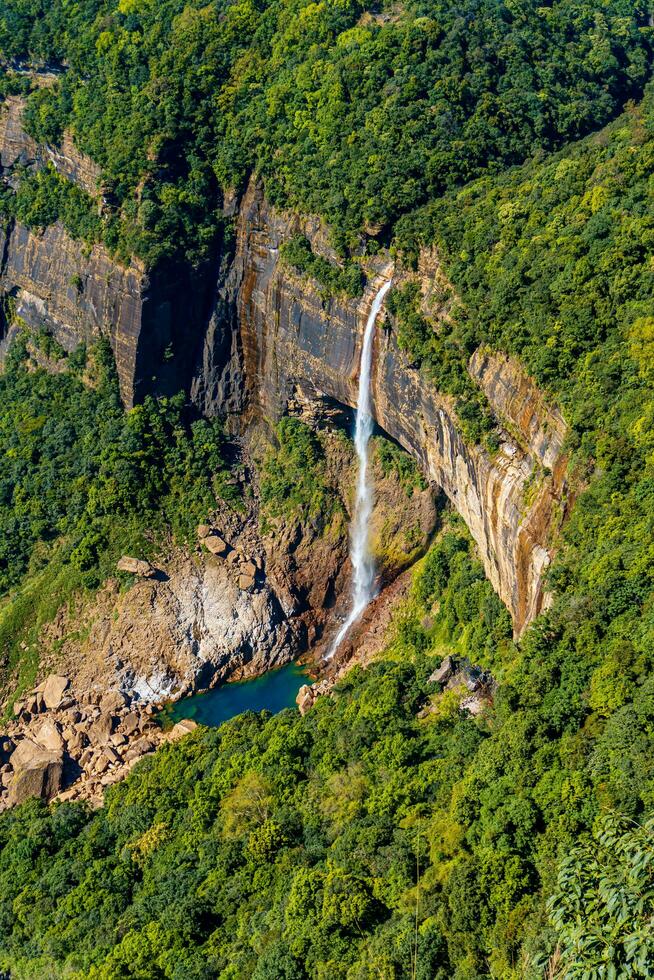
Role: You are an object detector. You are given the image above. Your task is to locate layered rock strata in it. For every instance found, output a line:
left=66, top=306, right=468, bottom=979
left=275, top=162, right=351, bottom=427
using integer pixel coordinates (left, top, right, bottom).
left=0, top=89, right=570, bottom=637
left=208, top=180, right=570, bottom=636
left=0, top=95, right=215, bottom=406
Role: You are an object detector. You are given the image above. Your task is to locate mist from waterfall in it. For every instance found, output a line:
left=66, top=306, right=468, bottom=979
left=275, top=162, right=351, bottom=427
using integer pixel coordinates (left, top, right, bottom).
left=326, top=278, right=393, bottom=660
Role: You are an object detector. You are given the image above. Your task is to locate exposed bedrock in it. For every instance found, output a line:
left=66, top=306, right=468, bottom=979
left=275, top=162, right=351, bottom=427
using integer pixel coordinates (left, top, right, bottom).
left=0, top=95, right=216, bottom=407
left=201, top=179, right=571, bottom=636
left=0, top=220, right=216, bottom=407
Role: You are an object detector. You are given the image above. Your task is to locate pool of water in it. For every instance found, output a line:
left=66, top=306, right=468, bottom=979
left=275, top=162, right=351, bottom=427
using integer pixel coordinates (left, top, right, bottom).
left=158, top=661, right=311, bottom=729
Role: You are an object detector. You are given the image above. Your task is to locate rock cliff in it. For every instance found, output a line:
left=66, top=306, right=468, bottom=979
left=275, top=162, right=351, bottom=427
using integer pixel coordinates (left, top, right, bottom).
left=0, top=90, right=570, bottom=637
left=200, top=179, right=571, bottom=636
left=0, top=95, right=215, bottom=406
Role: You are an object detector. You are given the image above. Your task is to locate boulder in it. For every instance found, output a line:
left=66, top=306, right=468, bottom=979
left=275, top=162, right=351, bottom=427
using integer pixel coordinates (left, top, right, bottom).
left=196, top=524, right=212, bottom=539
left=134, top=737, right=156, bottom=754
left=42, top=675, right=70, bottom=710
left=93, top=754, right=109, bottom=775
left=14, top=695, right=38, bottom=717
left=241, top=559, right=257, bottom=577
left=462, top=665, right=484, bottom=692
left=120, top=711, right=140, bottom=736
left=124, top=737, right=156, bottom=763
left=202, top=533, right=228, bottom=557
left=57, top=787, right=79, bottom=803
left=35, top=719, right=64, bottom=753
left=88, top=713, right=114, bottom=745
left=428, top=656, right=455, bottom=687
left=99, top=690, right=127, bottom=714
left=296, top=684, right=315, bottom=716
left=168, top=719, right=198, bottom=741
left=116, top=556, right=156, bottom=577
left=8, top=740, right=63, bottom=804
left=238, top=573, right=256, bottom=591
left=66, top=730, right=88, bottom=756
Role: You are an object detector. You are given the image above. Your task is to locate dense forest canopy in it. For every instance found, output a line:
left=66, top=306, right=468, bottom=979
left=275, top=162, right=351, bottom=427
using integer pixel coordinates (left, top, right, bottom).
left=0, top=0, right=652, bottom=262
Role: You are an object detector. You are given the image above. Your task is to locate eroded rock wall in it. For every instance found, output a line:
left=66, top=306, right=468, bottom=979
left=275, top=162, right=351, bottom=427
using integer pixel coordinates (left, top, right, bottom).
left=0, top=95, right=215, bottom=406
left=206, top=179, right=571, bottom=636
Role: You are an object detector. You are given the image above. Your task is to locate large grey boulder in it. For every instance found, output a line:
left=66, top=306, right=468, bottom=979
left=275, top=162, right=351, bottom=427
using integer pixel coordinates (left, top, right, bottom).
left=8, top=739, right=63, bottom=804
left=35, top=718, right=64, bottom=753
left=88, top=713, right=114, bottom=745
left=167, top=719, right=198, bottom=741
left=99, top=690, right=127, bottom=714
left=201, top=533, right=228, bottom=557
left=116, top=556, right=156, bottom=577
left=42, top=675, right=70, bottom=710
left=428, top=656, right=455, bottom=686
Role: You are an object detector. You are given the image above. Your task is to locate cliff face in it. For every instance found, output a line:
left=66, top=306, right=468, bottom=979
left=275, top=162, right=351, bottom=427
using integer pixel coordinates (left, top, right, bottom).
left=0, top=94, right=102, bottom=194
left=0, top=96, right=215, bottom=406
left=200, top=179, right=571, bottom=636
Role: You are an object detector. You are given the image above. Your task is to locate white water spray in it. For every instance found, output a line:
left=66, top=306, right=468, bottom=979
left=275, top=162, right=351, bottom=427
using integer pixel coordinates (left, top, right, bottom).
left=326, top=278, right=392, bottom=660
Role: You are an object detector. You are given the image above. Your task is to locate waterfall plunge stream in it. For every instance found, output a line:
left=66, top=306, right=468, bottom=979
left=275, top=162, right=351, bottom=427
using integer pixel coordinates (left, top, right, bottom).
left=326, top=278, right=393, bottom=660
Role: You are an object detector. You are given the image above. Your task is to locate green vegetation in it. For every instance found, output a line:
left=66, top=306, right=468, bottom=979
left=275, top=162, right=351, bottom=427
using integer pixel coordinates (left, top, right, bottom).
left=373, top=434, right=427, bottom=496
left=3, top=79, right=651, bottom=977
left=546, top=814, right=654, bottom=977
left=6, top=519, right=646, bottom=978
left=0, top=165, right=102, bottom=245
left=0, top=0, right=651, bottom=262
left=0, top=521, right=516, bottom=980
left=400, top=516, right=512, bottom=661
left=280, top=235, right=364, bottom=298
left=0, top=335, right=237, bottom=699
left=259, top=417, right=343, bottom=532
left=1, top=1, right=654, bottom=977
left=0, top=69, right=30, bottom=101
left=387, top=281, right=498, bottom=448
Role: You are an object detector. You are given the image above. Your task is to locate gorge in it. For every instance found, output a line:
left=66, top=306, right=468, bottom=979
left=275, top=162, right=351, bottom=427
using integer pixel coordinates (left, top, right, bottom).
left=0, top=94, right=569, bottom=643
left=0, top=93, right=572, bottom=814
left=1, top=3, right=653, bottom=974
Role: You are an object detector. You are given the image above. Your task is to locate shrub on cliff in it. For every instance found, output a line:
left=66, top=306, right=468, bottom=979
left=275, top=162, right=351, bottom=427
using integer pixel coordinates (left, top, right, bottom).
left=280, top=235, right=364, bottom=298
left=259, top=417, right=344, bottom=533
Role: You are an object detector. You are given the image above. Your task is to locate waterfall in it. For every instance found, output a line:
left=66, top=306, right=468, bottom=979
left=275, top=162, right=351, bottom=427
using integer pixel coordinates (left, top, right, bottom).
left=326, top=278, right=393, bottom=660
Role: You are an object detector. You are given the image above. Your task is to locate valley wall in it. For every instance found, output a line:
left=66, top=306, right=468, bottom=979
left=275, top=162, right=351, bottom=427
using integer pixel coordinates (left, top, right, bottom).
left=198, top=179, right=570, bottom=636
left=0, top=95, right=215, bottom=407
